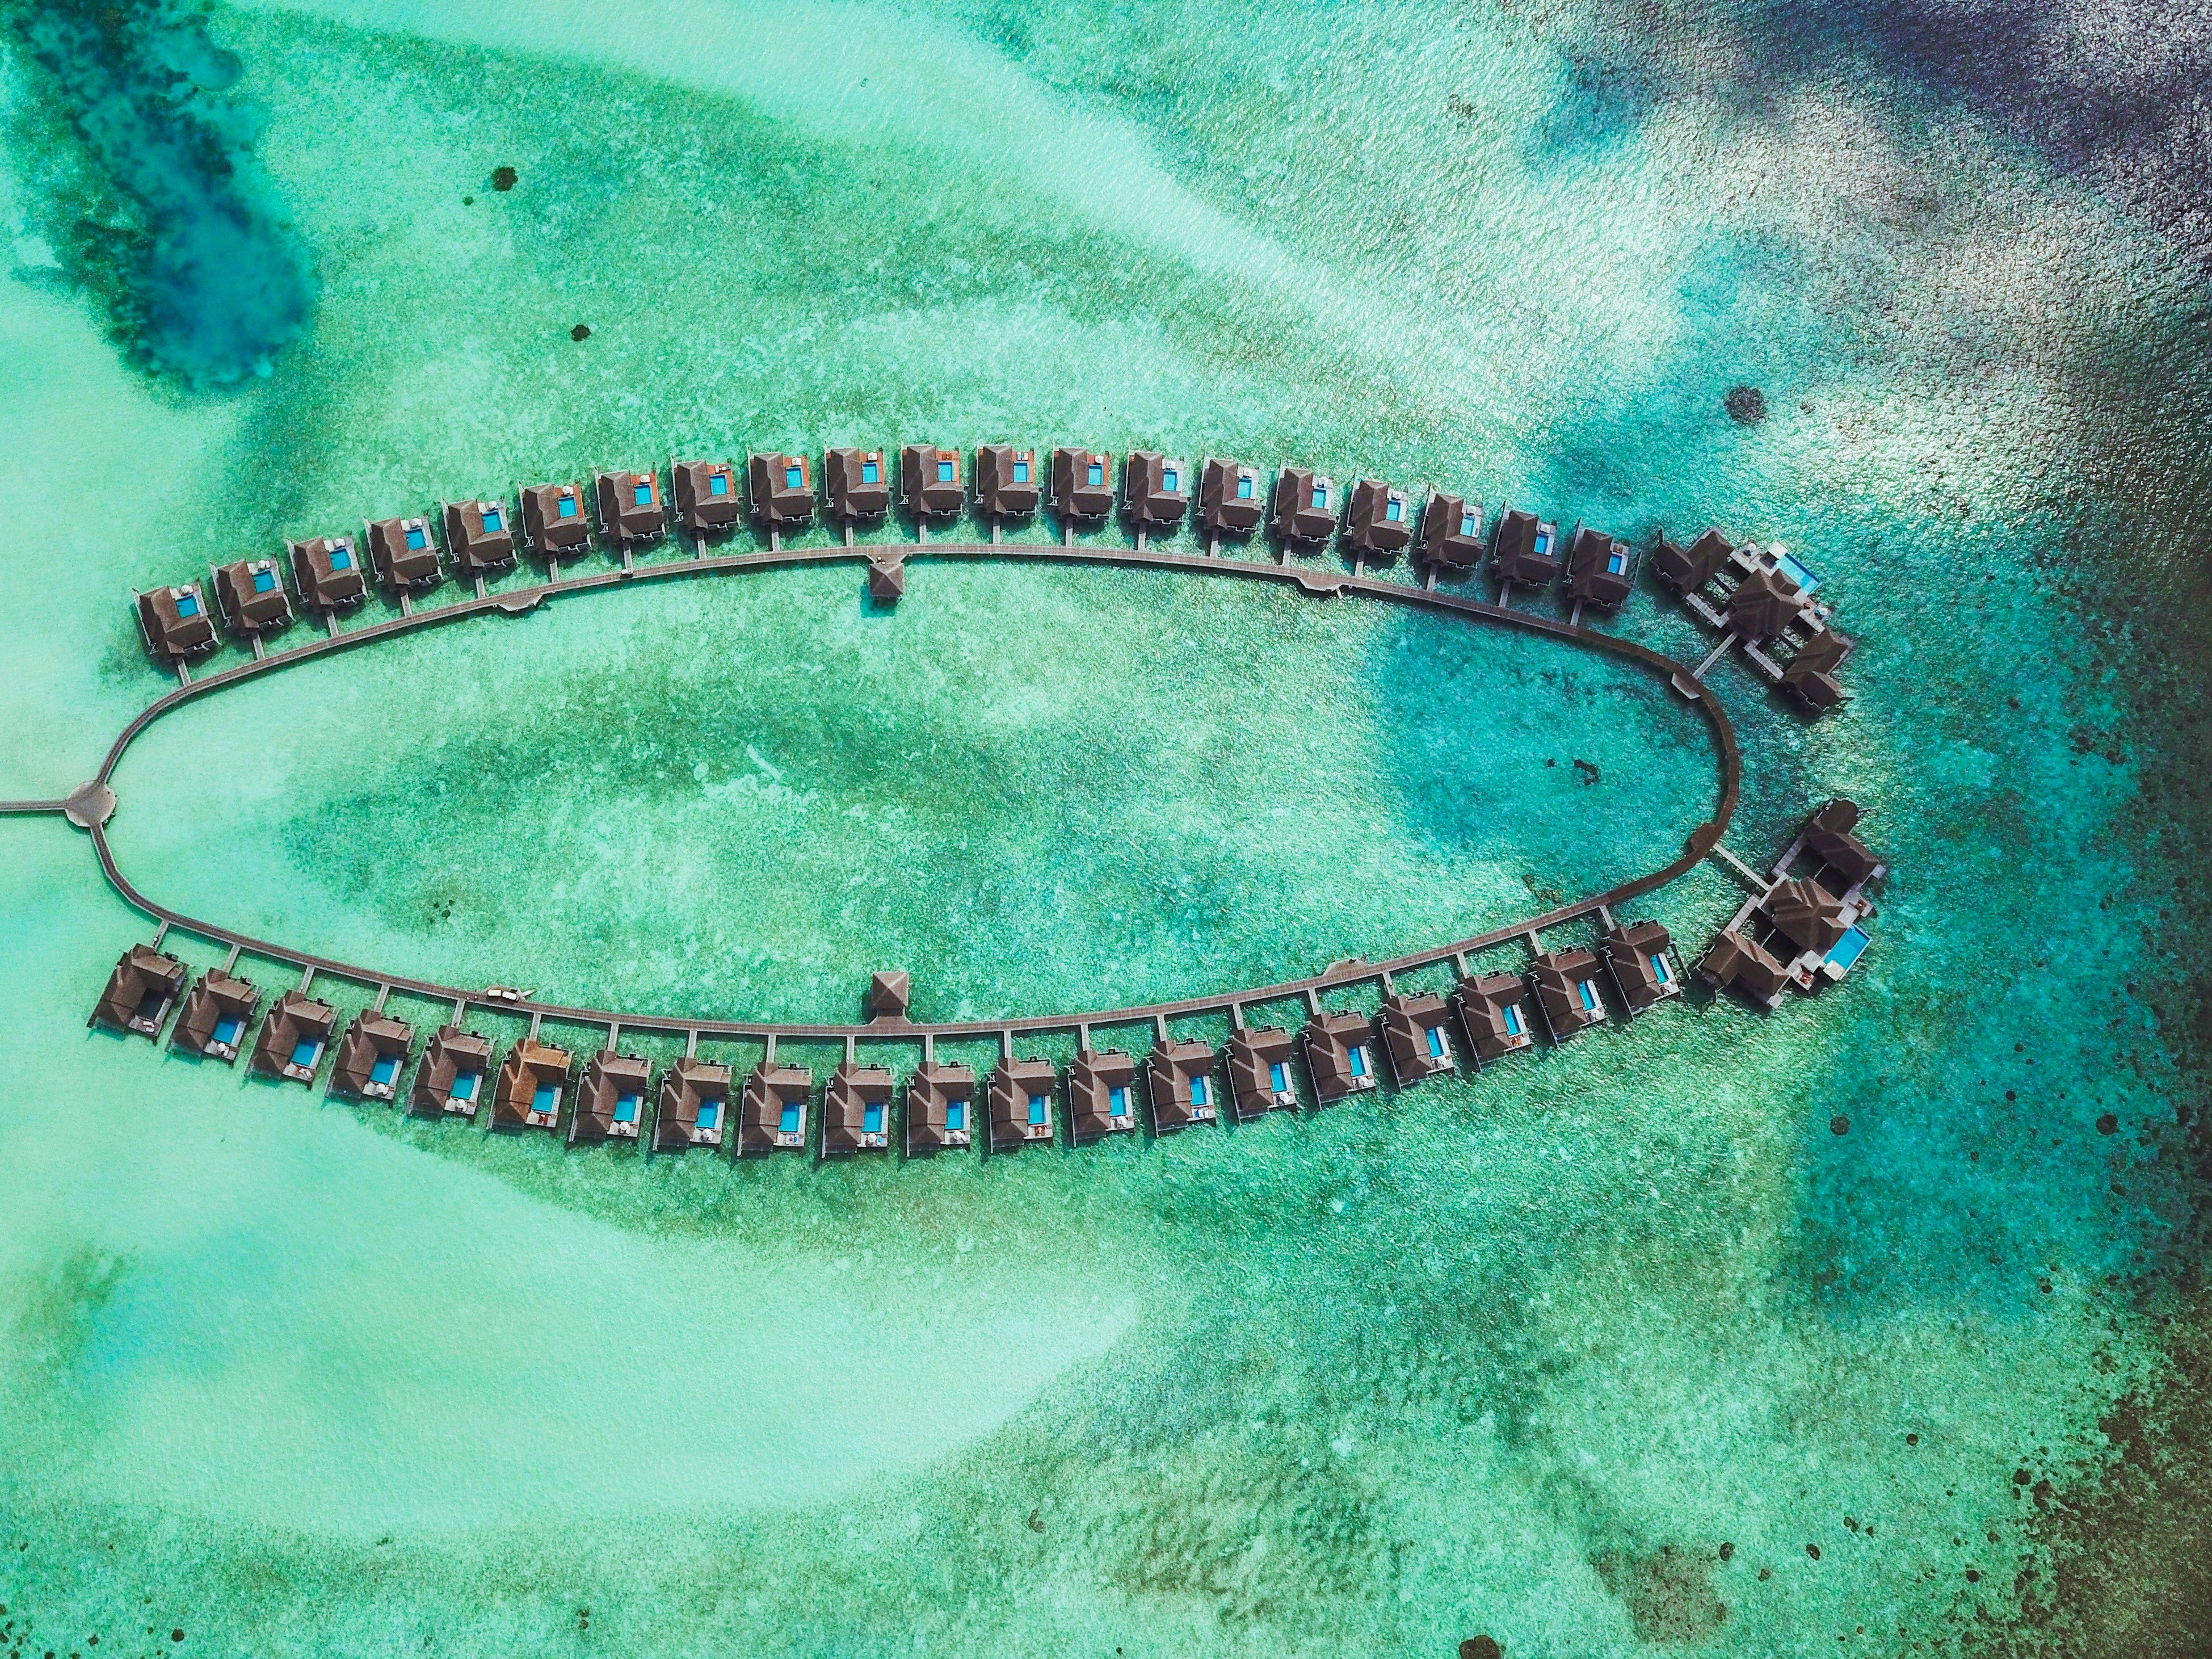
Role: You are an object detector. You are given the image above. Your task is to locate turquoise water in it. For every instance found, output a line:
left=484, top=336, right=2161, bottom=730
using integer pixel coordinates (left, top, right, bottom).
left=2, top=1, right=2206, bottom=1653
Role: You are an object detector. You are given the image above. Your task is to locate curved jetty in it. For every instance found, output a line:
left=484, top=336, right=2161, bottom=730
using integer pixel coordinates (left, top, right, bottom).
left=61, top=438, right=1896, bottom=1165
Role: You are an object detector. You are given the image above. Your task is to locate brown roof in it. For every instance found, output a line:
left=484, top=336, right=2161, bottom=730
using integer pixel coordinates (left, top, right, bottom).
left=491, top=1038, right=572, bottom=1131
left=748, top=454, right=815, bottom=530
left=215, top=558, right=293, bottom=635
left=249, top=988, right=338, bottom=1083
left=867, top=558, right=905, bottom=603
left=364, top=516, right=443, bottom=590
left=671, top=460, right=741, bottom=536
left=1651, top=527, right=1731, bottom=594
left=1342, top=480, right=1413, bottom=560
left=1782, top=628, right=1851, bottom=710
left=1566, top=526, right=1636, bottom=607
left=988, top=1055, right=1057, bottom=1149
left=1448, top=972, right=1537, bottom=1062
left=655, top=1056, right=733, bottom=1152
left=975, top=446, right=1040, bottom=520
left=737, top=1061, right=812, bottom=1154
left=90, top=944, right=187, bottom=1038
left=1050, top=448, right=1113, bottom=523
left=1300, top=1009, right=1379, bottom=1104
left=1530, top=948, right=1608, bottom=1039
left=1378, top=992, right=1454, bottom=1083
left=905, top=1060, right=977, bottom=1155
left=594, top=469, right=667, bottom=545
left=1492, top=510, right=1560, bottom=589
left=328, top=1010, right=415, bottom=1101
left=289, top=537, right=370, bottom=612
left=1226, top=1024, right=1298, bottom=1119
left=865, top=971, right=911, bottom=1019
left=1600, top=920, right=1681, bottom=1013
left=136, top=585, right=217, bottom=661
left=1198, top=457, right=1264, bottom=536
left=1700, top=930, right=1789, bottom=1007
left=1146, top=1038, right=1219, bottom=1132
left=520, top=482, right=592, bottom=556
left=1418, top=493, right=1485, bottom=571
left=1122, top=452, right=1189, bottom=529
left=171, top=969, right=258, bottom=1061
left=822, top=1062, right=895, bottom=1154
left=1271, top=467, right=1338, bottom=545
left=1725, top=565, right=1804, bottom=640
left=901, top=445, right=965, bottom=519
left=409, top=1024, right=493, bottom=1116
left=1066, top=1047, right=1139, bottom=1144
left=825, top=449, right=890, bottom=523
left=1764, top=878, right=1849, bottom=956
left=573, top=1048, right=653, bottom=1144
left=441, top=499, right=516, bottom=575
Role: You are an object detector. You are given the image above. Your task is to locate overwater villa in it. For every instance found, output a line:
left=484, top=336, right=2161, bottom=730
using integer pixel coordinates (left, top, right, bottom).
left=975, top=446, right=1040, bottom=523
left=1300, top=1009, right=1380, bottom=1105
left=1271, top=467, right=1338, bottom=545
left=1651, top=527, right=1732, bottom=597
left=656, top=1056, right=733, bottom=1152
left=1765, top=878, right=1850, bottom=959
left=901, top=445, right=965, bottom=522
left=905, top=1058, right=977, bottom=1156
left=171, top=969, right=258, bottom=1062
left=822, top=1061, right=895, bottom=1154
left=1378, top=989, right=1455, bottom=1085
left=135, top=583, right=217, bottom=663
left=365, top=515, right=443, bottom=591
left=1050, top=448, right=1115, bottom=524
left=409, top=1024, right=493, bottom=1117
left=1448, top=971, right=1537, bottom=1063
left=1227, top=1024, right=1300, bottom=1119
left=441, top=498, right=516, bottom=576
left=1780, top=628, right=1852, bottom=711
left=1566, top=526, right=1637, bottom=609
left=1198, top=457, right=1265, bottom=541
left=1417, top=492, right=1486, bottom=574
left=1599, top=920, right=1683, bottom=1015
left=1342, top=479, right=1412, bottom=564
left=1066, top=1047, right=1139, bottom=1144
left=89, top=944, right=186, bottom=1039
left=748, top=453, right=815, bottom=532
left=1491, top=508, right=1560, bottom=591
left=491, top=1038, right=571, bottom=1131
left=572, top=1047, right=650, bottom=1145
left=671, top=460, right=742, bottom=539
left=288, top=536, right=370, bottom=614
left=1146, top=1036, right=1219, bottom=1132
left=249, top=988, right=337, bottom=1085
left=594, top=468, right=667, bottom=547
left=213, top=558, right=293, bottom=637
left=1530, top=948, right=1609, bottom=1041
left=825, top=448, right=890, bottom=526
left=1801, top=798, right=1886, bottom=896
left=327, top=1009, right=415, bottom=1102
left=1698, top=930, right=1790, bottom=1010
left=1122, top=452, right=1189, bottom=535
left=989, top=1054, right=1058, bottom=1149
left=520, top=481, right=592, bottom=561
left=738, top=1057, right=813, bottom=1154
left=1725, top=565, right=1806, bottom=641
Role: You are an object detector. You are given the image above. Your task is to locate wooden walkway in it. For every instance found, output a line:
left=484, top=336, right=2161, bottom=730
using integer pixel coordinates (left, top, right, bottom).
left=60, top=540, right=1742, bottom=1043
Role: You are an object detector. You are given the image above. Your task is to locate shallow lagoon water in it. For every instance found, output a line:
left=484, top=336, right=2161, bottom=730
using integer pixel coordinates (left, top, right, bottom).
left=1, top=0, right=2207, bottom=1654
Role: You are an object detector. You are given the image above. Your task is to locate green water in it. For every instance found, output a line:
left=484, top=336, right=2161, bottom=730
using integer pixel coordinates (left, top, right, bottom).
left=1, top=0, right=2204, bottom=1653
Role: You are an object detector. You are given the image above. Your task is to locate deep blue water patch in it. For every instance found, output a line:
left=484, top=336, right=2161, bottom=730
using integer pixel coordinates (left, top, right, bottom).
left=2, top=0, right=316, bottom=387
